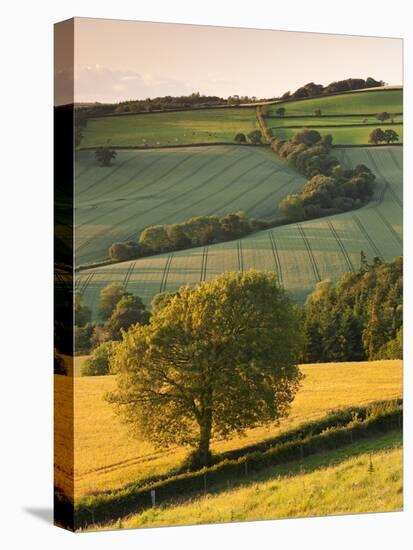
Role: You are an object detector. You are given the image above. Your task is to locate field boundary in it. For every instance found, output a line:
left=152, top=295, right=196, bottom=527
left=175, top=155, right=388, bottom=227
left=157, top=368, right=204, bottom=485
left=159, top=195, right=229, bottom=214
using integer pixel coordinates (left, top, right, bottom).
left=70, top=400, right=402, bottom=529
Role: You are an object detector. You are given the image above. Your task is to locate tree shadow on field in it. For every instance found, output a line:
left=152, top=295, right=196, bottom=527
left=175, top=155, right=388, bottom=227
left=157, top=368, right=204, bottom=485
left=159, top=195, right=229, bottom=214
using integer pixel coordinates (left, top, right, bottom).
left=23, top=507, right=53, bottom=524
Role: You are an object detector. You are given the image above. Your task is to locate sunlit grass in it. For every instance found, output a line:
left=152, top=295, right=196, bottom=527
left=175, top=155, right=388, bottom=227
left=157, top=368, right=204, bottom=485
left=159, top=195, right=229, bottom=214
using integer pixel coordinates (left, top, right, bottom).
left=97, top=431, right=402, bottom=530
left=54, top=359, right=402, bottom=497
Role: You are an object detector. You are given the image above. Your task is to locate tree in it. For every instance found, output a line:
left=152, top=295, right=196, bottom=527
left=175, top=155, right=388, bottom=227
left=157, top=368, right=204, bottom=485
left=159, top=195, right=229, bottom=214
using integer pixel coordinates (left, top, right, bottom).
left=74, top=292, right=91, bottom=327
left=106, top=294, right=150, bottom=340
left=279, top=194, right=305, bottom=221
left=314, top=109, right=322, bottom=116
left=292, top=128, right=322, bottom=146
left=247, top=130, right=263, bottom=144
left=167, top=224, right=192, bottom=249
left=139, top=225, right=171, bottom=253
left=383, top=129, right=399, bottom=144
left=81, top=341, right=116, bottom=376
left=234, top=133, right=247, bottom=144
left=368, top=128, right=385, bottom=145
left=108, top=271, right=303, bottom=468
left=275, top=107, right=286, bottom=116
left=220, top=211, right=250, bottom=239
left=109, top=242, right=140, bottom=261
left=98, top=284, right=126, bottom=320
left=376, top=112, right=390, bottom=122
left=95, top=147, right=117, bottom=167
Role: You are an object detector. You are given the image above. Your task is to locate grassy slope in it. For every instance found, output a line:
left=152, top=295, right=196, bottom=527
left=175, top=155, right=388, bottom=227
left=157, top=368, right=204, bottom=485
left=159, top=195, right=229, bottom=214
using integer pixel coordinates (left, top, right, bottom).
left=79, top=146, right=402, bottom=313
left=81, top=108, right=258, bottom=148
left=74, top=145, right=305, bottom=266
left=54, top=360, right=402, bottom=497
left=100, top=432, right=401, bottom=529
left=267, top=89, right=402, bottom=116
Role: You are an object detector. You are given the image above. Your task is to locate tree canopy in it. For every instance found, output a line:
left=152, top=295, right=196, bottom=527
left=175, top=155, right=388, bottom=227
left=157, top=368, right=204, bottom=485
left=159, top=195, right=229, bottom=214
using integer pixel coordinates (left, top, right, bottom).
left=108, top=271, right=303, bottom=467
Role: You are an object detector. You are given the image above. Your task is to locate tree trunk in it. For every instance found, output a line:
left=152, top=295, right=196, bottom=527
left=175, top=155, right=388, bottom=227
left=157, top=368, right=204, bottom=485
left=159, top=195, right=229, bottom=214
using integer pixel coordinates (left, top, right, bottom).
left=198, top=415, right=212, bottom=467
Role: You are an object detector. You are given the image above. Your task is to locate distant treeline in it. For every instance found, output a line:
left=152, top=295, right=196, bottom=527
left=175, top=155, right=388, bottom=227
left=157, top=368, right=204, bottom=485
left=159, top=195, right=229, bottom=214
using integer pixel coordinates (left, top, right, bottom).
left=75, top=78, right=386, bottom=121
left=270, top=129, right=375, bottom=222
left=301, top=255, right=402, bottom=362
left=280, top=77, right=385, bottom=101
left=75, top=92, right=263, bottom=119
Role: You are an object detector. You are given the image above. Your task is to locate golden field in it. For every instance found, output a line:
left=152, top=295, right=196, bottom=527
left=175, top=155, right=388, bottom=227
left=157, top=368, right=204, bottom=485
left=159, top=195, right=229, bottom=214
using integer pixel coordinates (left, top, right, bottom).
left=54, top=360, right=402, bottom=498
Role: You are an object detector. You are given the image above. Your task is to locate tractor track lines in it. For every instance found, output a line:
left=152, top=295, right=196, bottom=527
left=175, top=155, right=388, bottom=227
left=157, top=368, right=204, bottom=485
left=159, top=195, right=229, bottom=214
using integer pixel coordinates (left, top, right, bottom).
left=75, top=152, right=194, bottom=229
left=159, top=254, right=174, bottom=293
left=236, top=240, right=244, bottom=272
left=76, top=155, right=136, bottom=197
left=268, top=231, right=284, bottom=285
left=296, top=224, right=321, bottom=283
left=351, top=213, right=383, bottom=260
left=325, top=219, right=355, bottom=272
left=118, top=149, right=255, bottom=244
left=366, top=149, right=402, bottom=209
left=76, top=148, right=247, bottom=254
left=374, top=209, right=402, bottom=246
left=79, top=272, right=95, bottom=296
left=200, top=246, right=209, bottom=282
left=122, top=262, right=136, bottom=291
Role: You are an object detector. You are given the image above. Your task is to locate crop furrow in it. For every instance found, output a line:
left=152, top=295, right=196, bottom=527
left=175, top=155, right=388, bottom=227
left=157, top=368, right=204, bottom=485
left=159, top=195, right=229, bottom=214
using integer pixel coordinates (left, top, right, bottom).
left=326, top=219, right=354, bottom=272
left=351, top=213, right=383, bottom=260
left=297, top=224, right=321, bottom=282
left=374, top=209, right=402, bottom=246
left=268, top=231, right=284, bottom=285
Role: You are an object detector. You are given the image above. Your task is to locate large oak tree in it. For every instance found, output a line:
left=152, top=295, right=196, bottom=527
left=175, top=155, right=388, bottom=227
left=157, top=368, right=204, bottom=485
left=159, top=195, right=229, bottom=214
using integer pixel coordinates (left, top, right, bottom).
left=107, top=271, right=303, bottom=467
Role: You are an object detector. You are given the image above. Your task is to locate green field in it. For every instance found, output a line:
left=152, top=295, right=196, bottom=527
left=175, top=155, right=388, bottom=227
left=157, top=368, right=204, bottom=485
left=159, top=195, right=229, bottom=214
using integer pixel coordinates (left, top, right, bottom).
left=78, top=146, right=402, bottom=316
left=95, top=431, right=402, bottom=530
left=81, top=107, right=258, bottom=148
left=268, top=115, right=402, bottom=126
left=267, top=88, right=402, bottom=116
left=270, top=125, right=403, bottom=146
left=74, top=145, right=305, bottom=265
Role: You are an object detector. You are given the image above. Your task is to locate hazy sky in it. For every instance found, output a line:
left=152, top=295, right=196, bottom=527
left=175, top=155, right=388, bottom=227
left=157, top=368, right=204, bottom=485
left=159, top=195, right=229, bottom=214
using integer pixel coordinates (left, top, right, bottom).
left=66, top=18, right=402, bottom=104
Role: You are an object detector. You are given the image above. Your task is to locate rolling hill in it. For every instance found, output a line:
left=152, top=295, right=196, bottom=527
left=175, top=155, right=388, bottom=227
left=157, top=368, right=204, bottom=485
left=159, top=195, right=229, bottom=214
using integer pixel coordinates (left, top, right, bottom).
left=74, top=145, right=305, bottom=266
left=78, top=146, right=402, bottom=316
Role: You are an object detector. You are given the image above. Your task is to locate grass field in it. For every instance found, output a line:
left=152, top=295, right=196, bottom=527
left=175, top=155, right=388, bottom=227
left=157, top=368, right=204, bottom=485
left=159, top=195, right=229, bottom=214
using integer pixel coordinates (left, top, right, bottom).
left=267, top=88, right=402, bottom=116
left=267, top=115, right=403, bottom=126
left=96, top=431, right=402, bottom=530
left=54, top=360, right=402, bottom=497
left=81, top=107, right=258, bottom=148
left=78, top=146, right=402, bottom=314
left=74, top=145, right=305, bottom=266
left=270, top=125, right=403, bottom=146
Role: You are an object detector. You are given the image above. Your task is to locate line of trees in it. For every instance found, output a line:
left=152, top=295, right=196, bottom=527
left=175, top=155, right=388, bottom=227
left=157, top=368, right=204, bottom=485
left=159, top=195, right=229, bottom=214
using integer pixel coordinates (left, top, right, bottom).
left=301, top=255, right=402, bottom=363
left=280, top=77, right=384, bottom=101
left=109, top=212, right=271, bottom=261
left=271, top=129, right=375, bottom=222
left=369, top=128, right=399, bottom=145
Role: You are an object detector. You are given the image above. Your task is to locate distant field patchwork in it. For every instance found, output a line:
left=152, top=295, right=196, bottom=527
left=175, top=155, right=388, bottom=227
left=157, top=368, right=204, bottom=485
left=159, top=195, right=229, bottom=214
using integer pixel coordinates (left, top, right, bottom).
left=267, top=88, right=402, bottom=116
left=81, top=107, right=259, bottom=148
left=74, top=145, right=305, bottom=265
left=78, top=146, right=402, bottom=316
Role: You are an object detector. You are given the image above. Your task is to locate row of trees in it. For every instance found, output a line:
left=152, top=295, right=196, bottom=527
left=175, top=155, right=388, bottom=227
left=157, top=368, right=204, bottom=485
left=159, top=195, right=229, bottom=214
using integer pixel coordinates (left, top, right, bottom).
left=280, top=77, right=384, bottom=101
left=271, top=129, right=375, bottom=222
left=301, top=255, right=402, bottom=363
left=368, top=128, right=399, bottom=145
left=234, top=130, right=263, bottom=144
left=109, top=212, right=269, bottom=261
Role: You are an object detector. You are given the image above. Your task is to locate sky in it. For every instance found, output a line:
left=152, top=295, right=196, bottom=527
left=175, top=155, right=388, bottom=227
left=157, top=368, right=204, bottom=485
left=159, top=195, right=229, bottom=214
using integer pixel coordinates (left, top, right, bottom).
left=55, top=17, right=403, bottom=105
